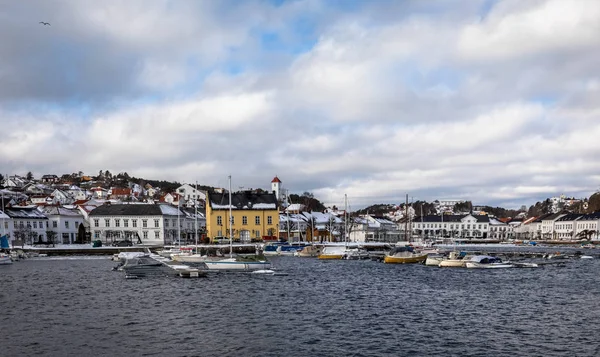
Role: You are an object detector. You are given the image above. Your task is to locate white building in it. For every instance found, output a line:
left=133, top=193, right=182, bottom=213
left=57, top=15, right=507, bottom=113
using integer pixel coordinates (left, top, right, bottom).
left=413, top=214, right=490, bottom=239
left=41, top=206, right=85, bottom=244
left=3, top=205, right=49, bottom=244
left=541, top=212, right=567, bottom=240
left=488, top=217, right=513, bottom=240
left=176, top=184, right=206, bottom=202
left=349, top=215, right=402, bottom=242
left=88, top=203, right=190, bottom=246
left=271, top=176, right=282, bottom=201
left=576, top=212, right=600, bottom=240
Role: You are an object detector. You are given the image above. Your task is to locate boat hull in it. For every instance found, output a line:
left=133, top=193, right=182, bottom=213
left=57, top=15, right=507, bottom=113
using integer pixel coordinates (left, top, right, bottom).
left=384, top=254, right=427, bottom=264
left=204, top=258, right=272, bottom=271
left=318, top=254, right=344, bottom=260
left=438, top=259, right=467, bottom=268
left=465, top=262, right=513, bottom=269
left=0, top=256, right=13, bottom=265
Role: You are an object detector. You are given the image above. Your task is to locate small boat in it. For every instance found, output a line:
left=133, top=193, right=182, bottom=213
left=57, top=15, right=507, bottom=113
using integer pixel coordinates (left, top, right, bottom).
left=383, top=246, right=427, bottom=264
left=465, top=255, right=513, bottom=269
left=294, top=245, right=321, bottom=257
left=343, top=247, right=370, bottom=260
left=580, top=255, right=594, bottom=259
left=203, top=257, right=272, bottom=271
left=424, top=254, right=445, bottom=266
left=121, top=256, right=176, bottom=277
left=0, top=253, right=13, bottom=265
left=438, top=251, right=469, bottom=268
left=318, top=246, right=348, bottom=260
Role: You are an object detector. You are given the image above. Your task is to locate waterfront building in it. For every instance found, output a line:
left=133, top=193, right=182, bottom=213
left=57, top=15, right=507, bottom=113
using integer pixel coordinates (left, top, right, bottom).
left=299, top=211, right=343, bottom=242
left=575, top=212, right=600, bottom=240
left=488, top=217, right=513, bottom=240
left=413, top=214, right=490, bottom=239
left=554, top=213, right=583, bottom=240
left=40, top=206, right=85, bottom=244
left=205, top=191, right=279, bottom=242
left=279, top=213, right=307, bottom=241
left=349, top=215, right=402, bottom=243
left=88, top=204, right=186, bottom=245
left=2, top=205, right=49, bottom=244
left=540, top=212, right=567, bottom=240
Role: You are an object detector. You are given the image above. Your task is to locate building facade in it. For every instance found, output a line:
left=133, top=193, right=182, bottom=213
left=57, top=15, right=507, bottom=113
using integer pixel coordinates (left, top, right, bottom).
left=205, top=191, right=279, bottom=242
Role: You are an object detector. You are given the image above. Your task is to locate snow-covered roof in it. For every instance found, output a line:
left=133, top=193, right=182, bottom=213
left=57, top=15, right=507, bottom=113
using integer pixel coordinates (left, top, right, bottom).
left=41, top=206, right=83, bottom=217
left=159, top=204, right=184, bottom=216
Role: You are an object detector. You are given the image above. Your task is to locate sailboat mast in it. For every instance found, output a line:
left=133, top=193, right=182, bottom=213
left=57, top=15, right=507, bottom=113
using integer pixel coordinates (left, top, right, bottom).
left=177, top=197, right=181, bottom=247
left=405, top=194, right=408, bottom=242
left=344, top=194, right=348, bottom=247
left=194, top=181, right=198, bottom=249
left=228, top=175, right=233, bottom=257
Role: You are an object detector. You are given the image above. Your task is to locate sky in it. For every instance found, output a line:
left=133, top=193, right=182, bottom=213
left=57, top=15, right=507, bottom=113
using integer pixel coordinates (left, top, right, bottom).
left=1, top=0, right=599, bottom=210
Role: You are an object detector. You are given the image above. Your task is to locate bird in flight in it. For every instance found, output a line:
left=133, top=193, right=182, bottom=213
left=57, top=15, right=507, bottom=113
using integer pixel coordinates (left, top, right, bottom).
left=39, top=22, right=50, bottom=26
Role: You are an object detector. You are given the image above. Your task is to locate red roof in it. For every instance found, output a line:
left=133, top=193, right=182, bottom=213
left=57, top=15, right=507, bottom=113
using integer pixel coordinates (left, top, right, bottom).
left=271, top=176, right=281, bottom=183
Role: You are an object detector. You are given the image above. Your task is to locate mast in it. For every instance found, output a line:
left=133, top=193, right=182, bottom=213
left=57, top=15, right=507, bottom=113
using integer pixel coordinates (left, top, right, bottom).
left=405, top=194, right=409, bottom=242
left=421, top=204, right=424, bottom=241
left=228, top=175, right=233, bottom=257
left=194, top=180, right=198, bottom=250
left=344, top=194, right=348, bottom=247
left=286, top=189, right=290, bottom=242
left=177, top=196, right=181, bottom=247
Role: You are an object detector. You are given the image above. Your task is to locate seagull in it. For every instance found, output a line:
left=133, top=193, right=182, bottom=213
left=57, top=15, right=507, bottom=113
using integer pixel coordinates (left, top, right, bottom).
left=39, top=22, right=50, bottom=26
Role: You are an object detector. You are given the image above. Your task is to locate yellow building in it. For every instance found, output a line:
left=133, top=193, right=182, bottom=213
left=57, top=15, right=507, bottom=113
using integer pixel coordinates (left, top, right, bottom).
left=206, top=191, right=279, bottom=242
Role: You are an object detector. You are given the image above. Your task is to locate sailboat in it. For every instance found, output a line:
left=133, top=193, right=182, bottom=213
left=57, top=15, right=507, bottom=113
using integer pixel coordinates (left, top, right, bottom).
left=318, top=194, right=367, bottom=260
left=199, top=176, right=272, bottom=271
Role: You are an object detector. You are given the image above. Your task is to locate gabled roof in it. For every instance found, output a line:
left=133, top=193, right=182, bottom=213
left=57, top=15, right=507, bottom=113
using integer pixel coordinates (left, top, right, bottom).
left=556, top=213, right=583, bottom=222
left=579, top=212, right=600, bottom=221
left=41, top=206, right=83, bottom=217
left=271, top=176, right=281, bottom=183
left=3, top=206, right=48, bottom=219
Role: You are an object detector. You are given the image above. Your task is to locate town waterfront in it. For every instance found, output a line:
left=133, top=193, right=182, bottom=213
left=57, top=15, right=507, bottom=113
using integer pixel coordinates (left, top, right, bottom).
left=2, top=256, right=600, bottom=356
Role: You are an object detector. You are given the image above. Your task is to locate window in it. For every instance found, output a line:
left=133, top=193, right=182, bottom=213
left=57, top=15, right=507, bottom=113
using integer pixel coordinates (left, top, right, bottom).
left=33, top=222, right=37, bottom=229
left=231, top=216, right=234, bottom=225
left=255, top=216, right=260, bottom=225
left=154, top=231, right=160, bottom=239
left=27, top=221, right=31, bottom=228
left=75, top=221, right=79, bottom=228
left=217, top=216, right=222, bottom=226
left=217, top=230, right=222, bottom=237
left=267, top=216, right=272, bottom=225
left=143, top=231, right=148, bottom=239
left=94, top=219, right=99, bottom=227
left=65, top=221, right=69, bottom=229
left=154, top=219, right=159, bottom=228
left=165, top=220, right=169, bottom=227
left=124, top=219, right=129, bottom=228
left=13, top=221, right=17, bottom=229
left=105, top=219, right=110, bottom=227
left=94, top=231, right=100, bottom=239
left=242, top=216, right=248, bottom=225
left=53, top=221, right=58, bottom=228
left=142, top=219, right=148, bottom=228
left=173, top=219, right=177, bottom=227
left=115, top=219, right=120, bottom=228
left=132, top=219, right=138, bottom=228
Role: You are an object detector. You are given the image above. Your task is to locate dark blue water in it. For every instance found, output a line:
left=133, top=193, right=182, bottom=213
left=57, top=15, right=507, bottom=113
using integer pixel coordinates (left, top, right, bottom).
left=1, top=256, right=600, bottom=356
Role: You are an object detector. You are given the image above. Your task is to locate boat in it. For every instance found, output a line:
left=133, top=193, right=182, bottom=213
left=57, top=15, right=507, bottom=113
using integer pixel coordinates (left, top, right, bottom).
left=342, top=247, right=370, bottom=260
left=383, top=246, right=428, bottom=264
left=464, top=255, right=513, bottom=269
left=424, top=254, right=445, bottom=266
left=294, top=245, right=321, bottom=257
left=121, top=255, right=176, bottom=278
left=200, top=176, right=272, bottom=272
left=0, top=253, right=12, bottom=265
left=203, top=257, right=272, bottom=271
left=317, top=245, right=348, bottom=260
left=438, top=251, right=469, bottom=268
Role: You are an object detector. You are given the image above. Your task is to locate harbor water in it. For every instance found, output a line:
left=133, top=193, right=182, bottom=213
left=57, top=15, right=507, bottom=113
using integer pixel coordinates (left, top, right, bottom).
left=1, top=255, right=600, bottom=356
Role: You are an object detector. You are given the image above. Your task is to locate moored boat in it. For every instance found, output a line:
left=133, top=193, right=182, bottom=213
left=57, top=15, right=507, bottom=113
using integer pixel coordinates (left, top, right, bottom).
left=438, top=251, right=469, bottom=268
left=383, top=246, right=427, bottom=264
left=465, top=255, right=513, bottom=269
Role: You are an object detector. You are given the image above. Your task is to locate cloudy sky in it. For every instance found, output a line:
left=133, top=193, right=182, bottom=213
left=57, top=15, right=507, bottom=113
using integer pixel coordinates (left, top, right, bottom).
left=1, top=0, right=599, bottom=209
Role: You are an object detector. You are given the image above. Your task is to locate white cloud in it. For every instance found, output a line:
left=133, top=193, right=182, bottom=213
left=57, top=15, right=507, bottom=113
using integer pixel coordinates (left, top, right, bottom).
left=1, top=0, right=600, bottom=210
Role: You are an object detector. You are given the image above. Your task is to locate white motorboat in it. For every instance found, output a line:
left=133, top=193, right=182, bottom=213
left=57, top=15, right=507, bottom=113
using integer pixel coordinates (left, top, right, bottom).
left=425, top=254, right=445, bottom=266
left=203, top=257, right=272, bottom=271
left=465, top=255, right=513, bottom=269
left=0, top=253, right=13, bottom=265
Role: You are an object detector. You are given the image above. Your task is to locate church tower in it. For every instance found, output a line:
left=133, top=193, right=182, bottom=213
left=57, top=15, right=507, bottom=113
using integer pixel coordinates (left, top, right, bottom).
left=271, top=176, right=282, bottom=201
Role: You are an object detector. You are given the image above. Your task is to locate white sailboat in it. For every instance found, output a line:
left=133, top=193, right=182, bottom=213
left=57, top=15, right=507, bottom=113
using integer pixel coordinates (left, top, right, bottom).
left=190, top=175, right=271, bottom=271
